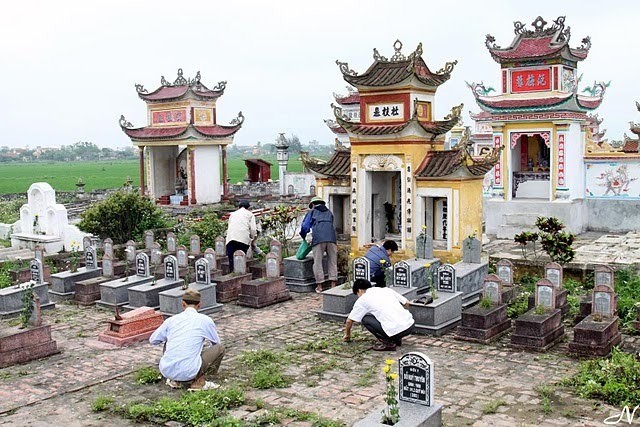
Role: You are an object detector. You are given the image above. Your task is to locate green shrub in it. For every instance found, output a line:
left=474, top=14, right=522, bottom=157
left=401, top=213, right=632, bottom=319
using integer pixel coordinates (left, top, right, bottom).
left=133, top=366, right=162, bottom=385
left=78, top=191, right=170, bottom=244
left=562, top=348, right=640, bottom=407
left=91, top=396, right=114, bottom=412
left=479, top=297, right=492, bottom=309
left=614, top=268, right=640, bottom=329
left=507, top=291, right=530, bottom=318
left=179, top=212, right=227, bottom=249
left=0, top=199, right=25, bottom=224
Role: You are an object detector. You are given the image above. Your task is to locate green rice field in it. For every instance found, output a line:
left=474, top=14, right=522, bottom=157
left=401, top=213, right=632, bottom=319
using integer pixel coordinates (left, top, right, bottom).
left=0, top=157, right=305, bottom=194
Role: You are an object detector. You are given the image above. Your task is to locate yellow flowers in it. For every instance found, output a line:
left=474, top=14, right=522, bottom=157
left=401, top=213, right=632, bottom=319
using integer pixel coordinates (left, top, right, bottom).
left=389, top=373, right=398, bottom=380
left=424, top=263, right=431, bottom=268
left=421, top=225, right=427, bottom=230
left=349, top=252, right=355, bottom=258
left=385, top=358, right=394, bottom=366
left=382, top=365, right=390, bottom=373
left=380, top=259, right=386, bottom=264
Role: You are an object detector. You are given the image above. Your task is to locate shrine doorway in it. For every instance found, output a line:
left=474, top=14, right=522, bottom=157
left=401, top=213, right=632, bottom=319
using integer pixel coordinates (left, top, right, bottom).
left=509, top=132, right=551, bottom=200
left=329, top=194, right=350, bottom=236
left=421, top=196, right=449, bottom=250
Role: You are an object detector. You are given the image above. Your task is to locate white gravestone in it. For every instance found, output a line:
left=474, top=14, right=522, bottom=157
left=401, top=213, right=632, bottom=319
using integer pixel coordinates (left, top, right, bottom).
left=177, top=245, right=188, bottom=268
left=483, top=274, right=502, bottom=304
left=204, top=248, right=216, bottom=271
left=83, top=236, right=92, bottom=252
left=18, top=183, right=69, bottom=238
left=102, top=253, right=114, bottom=278
left=535, top=279, right=556, bottom=309
left=103, top=238, right=114, bottom=259
left=34, top=246, right=45, bottom=264
left=266, top=252, right=280, bottom=278
left=496, top=259, right=513, bottom=285
left=150, top=242, right=162, bottom=266
left=270, top=240, right=282, bottom=261
left=592, top=284, right=615, bottom=318
left=399, top=352, right=434, bottom=407
left=233, top=250, right=247, bottom=275
left=136, top=253, right=150, bottom=278
left=126, top=241, right=136, bottom=262
left=144, top=230, right=154, bottom=249
left=166, top=232, right=177, bottom=253
left=214, top=237, right=225, bottom=257
left=545, top=262, right=563, bottom=289
left=190, top=235, right=201, bottom=256
left=85, top=246, right=97, bottom=270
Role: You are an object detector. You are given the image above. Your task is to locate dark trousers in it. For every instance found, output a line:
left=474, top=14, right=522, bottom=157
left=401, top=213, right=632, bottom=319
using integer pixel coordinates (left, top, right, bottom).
left=361, top=314, right=414, bottom=345
left=371, top=272, right=386, bottom=287
left=226, top=240, right=249, bottom=273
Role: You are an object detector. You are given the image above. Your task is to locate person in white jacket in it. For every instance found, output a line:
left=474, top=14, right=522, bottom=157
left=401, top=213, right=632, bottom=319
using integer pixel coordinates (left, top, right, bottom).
left=225, top=200, right=257, bottom=272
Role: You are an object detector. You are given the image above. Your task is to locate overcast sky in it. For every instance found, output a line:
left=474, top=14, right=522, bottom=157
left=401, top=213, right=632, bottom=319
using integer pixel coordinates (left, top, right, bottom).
left=1, top=0, right=638, bottom=148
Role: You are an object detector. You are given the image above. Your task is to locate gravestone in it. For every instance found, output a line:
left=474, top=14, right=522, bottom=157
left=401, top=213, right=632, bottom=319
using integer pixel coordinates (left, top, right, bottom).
left=166, top=232, right=177, bottom=253
left=545, top=262, right=563, bottom=288
left=233, top=251, right=247, bottom=275
left=84, top=246, right=97, bottom=270
left=164, top=255, right=179, bottom=281
left=195, top=258, right=210, bottom=285
left=415, top=233, right=433, bottom=260
left=353, top=257, right=370, bottom=281
left=535, top=279, right=556, bottom=309
left=177, top=245, right=188, bottom=268
left=83, top=236, right=92, bottom=252
left=266, top=252, right=280, bottom=278
left=437, top=264, right=455, bottom=292
left=399, top=352, right=434, bottom=406
left=102, top=254, right=114, bottom=278
left=462, top=237, right=481, bottom=264
left=393, top=261, right=411, bottom=288
left=204, top=248, right=217, bottom=271
left=595, top=265, right=614, bottom=287
left=150, top=242, right=162, bottom=266
left=483, top=274, right=502, bottom=304
left=496, top=259, right=513, bottom=285
left=215, top=237, right=226, bottom=257
left=30, top=259, right=43, bottom=284
left=190, top=235, right=201, bottom=256
left=136, top=253, right=150, bottom=277
left=34, top=246, right=45, bottom=265
left=103, top=238, right=114, bottom=259
left=144, top=231, right=154, bottom=249
left=270, top=240, right=282, bottom=261
left=126, top=241, right=136, bottom=262
left=593, top=284, right=615, bottom=318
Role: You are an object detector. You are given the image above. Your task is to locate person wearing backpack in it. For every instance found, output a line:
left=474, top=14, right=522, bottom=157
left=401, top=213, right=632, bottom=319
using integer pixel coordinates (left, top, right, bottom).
left=300, top=196, right=337, bottom=293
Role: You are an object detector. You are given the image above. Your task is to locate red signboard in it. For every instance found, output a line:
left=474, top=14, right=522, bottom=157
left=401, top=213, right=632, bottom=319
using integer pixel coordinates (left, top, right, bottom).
left=494, top=135, right=502, bottom=185
left=511, top=68, right=551, bottom=93
left=557, top=134, right=566, bottom=187
left=152, top=109, right=186, bottom=124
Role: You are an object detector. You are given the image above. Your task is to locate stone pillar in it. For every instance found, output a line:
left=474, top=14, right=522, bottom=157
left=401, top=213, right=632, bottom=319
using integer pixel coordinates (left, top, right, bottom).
left=491, top=124, right=505, bottom=199
left=188, top=147, right=197, bottom=205
left=139, top=146, right=146, bottom=196
left=221, top=145, right=228, bottom=198
left=275, top=133, right=289, bottom=196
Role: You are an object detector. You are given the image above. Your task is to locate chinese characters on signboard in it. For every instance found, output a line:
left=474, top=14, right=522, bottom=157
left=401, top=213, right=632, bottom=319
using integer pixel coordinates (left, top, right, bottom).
left=493, top=135, right=502, bottom=186
left=152, top=109, right=187, bottom=124
left=511, top=69, right=551, bottom=93
left=557, top=134, right=566, bottom=187
left=367, top=103, right=404, bottom=122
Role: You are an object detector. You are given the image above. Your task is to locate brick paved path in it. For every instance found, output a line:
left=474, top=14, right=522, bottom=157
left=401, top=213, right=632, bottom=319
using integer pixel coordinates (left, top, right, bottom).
left=0, top=294, right=635, bottom=426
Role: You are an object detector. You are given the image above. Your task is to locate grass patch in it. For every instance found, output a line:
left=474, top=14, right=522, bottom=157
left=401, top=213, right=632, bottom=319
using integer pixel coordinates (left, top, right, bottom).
left=133, top=366, right=162, bottom=385
left=613, top=268, right=640, bottom=330
left=356, top=364, right=378, bottom=388
left=239, top=349, right=291, bottom=389
left=482, top=399, right=507, bottom=415
left=535, top=384, right=554, bottom=415
left=120, top=387, right=244, bottom=425
left=246, top=407, right=345, bottom=427
left=561, top=347, right=640, bottom=407
left=507, top=291, right=531, bottom=318
left=91, top=395, right=114, bottom=412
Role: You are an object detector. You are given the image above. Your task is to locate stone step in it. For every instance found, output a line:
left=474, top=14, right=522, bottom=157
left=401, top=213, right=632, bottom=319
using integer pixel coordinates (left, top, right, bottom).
left=503, top=213, right=540, bottom=227
left=497, top=224, right=537, bottom=240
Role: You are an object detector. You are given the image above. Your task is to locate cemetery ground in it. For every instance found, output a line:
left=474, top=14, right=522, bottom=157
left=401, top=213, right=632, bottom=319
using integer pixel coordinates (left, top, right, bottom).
left=0, top=293, right=637, bottom=426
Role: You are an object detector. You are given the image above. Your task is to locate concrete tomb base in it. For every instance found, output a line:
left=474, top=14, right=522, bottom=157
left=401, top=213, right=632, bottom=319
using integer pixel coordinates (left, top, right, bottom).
left=527, top=289, right=569, bottom=318
left=453, top=262, right=488, bottom=309
left=220, top=258, right=261, bottom=275
left=317, top=286, right=420, bottom=322
left=124, top=278, right=184, bottom=311
left=0, top=325, right=59, bottom=368
left=96, top=275, right=155, bottom=309
left=49, top=267, right=103, bottom=301
left=510, top=309, right=565, bottom=352
left=10, top=265, right=52, bottom=285
left=409, top=291, right=463, bottom=336
left=0, top=284, right=55, bottom=318
left=159, top=283, right=222, bottom=317
left=98, top=306, right=164, bottom=347
left=75, top=275, right=124, bottom=306
left=568, top=315, right=623, bottom=357
left=215, top=273, right=253, bottom=303
left=455, top=303, right=511, bottom=343
left=354, top=401, right=443, bottom=427
left=238, top=277, right=291, bottom=308
left=283, top=255, right=328, bottom=293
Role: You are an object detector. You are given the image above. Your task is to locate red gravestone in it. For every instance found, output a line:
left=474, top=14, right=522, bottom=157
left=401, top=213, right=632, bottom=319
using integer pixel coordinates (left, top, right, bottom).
left=98, top=306, right=163, bottom=347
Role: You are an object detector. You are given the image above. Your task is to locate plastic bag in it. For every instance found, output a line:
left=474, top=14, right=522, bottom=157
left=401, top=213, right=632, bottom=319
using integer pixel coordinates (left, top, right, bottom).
left=296, top=239, right=312, bottom=260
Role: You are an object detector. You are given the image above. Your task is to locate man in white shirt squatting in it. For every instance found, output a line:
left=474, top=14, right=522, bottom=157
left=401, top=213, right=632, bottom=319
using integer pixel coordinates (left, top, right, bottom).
left=149, top=289, right=225, bottom=390
left=343, top=279, right=415, bottom=351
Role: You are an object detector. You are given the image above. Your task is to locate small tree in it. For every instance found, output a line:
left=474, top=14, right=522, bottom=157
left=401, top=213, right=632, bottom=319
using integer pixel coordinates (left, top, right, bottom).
left=78, top=191, right=170, bottom=244
left=260, top=205, right=304, bottom=257
left=513, top=216, right=576, bottom=264
left=181, top=212, right=227, bottom=249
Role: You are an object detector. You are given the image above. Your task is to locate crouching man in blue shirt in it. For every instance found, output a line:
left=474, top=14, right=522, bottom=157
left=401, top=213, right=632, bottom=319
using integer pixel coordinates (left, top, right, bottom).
left=149, top=289, right=225, bottom=390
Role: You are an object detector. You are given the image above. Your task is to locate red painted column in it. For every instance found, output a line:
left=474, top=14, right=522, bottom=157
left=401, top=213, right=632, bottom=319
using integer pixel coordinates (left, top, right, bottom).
left=221, top=145, right=228, bottom=198
left=139, top=146, right=146, bottom=195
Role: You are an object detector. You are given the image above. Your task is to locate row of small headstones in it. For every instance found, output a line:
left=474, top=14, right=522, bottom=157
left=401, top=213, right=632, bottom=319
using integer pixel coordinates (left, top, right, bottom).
left=351, top=257, right=454, bottom=291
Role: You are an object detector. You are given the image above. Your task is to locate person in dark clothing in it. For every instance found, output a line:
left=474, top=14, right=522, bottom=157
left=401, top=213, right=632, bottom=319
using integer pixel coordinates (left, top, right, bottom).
left=364, top=240, right=399, bottom=287
left=300, top=196, right=337, bottom=293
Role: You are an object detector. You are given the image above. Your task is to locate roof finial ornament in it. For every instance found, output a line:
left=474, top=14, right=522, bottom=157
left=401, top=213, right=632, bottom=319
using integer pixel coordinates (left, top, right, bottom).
left=390, top=39, right=406, bottom=62
left=444, top=103, right=464, bottom=124
left=213, top=81, right=227, bottom=92
left=119, top=115, right=133, bottom=129
left=531, top=16, right=548, bottom=33
left=331, top=103, right=349, bottom=121
left=578, top=36, right=592, bottom=51
left=635, top=101, right=640, bottom=113
left=134, top=83, right=148, bottom=94
left=485, top=34, right=500, bottom=49
left=373, top=48, right=388, bottom=62
left=466, top=81, right=495, bottom=96
left=161, top=75, right=169, bottom=86
left=173, top=68, right=188, bottom=86
left=229, top=111, right=245, bottom=126
left=335, top=60, right=357, bottom=76
left=436, top=60, right=458, bottom=75
left=582, top=81, right=611, bottom=98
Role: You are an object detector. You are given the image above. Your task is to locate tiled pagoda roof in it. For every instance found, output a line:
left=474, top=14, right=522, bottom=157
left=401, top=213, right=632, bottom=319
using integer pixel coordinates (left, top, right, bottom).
left=336, top=40, right=456, bottom=89
left=469, top=110, right=492, bottom=121
left=135, top=69, right=226, bottom=102
left=332, top=102, right=463, bottom=141
left=485, top=16, right=591, bottom=64
left=119, top=112, right=243, bottom=141
left=324, top=119, right=348, bottom=135
left=300, top=147, right=350, bottom=179
left=471, top=91, right=605, bottom=114
left=622, top=138, right=639, bottom=153
left=415, top=129, right=501, bottom=179
left=334, top=92, right=360, bottom=105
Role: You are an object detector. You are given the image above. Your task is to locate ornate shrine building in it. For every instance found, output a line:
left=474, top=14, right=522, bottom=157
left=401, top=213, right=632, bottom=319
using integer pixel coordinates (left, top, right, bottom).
left=304, top=41, right=499, bottom=260
left=120, top=69, right=243, bottom=205
left=469, top=16, right=611, bottom=236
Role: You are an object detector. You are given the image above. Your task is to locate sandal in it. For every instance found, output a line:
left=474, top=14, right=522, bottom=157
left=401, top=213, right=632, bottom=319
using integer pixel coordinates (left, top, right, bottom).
left=371, top=341, right=397, bottom=351
left=166, top=378, right=181, bottom=389
left=188, top=381, right=220, bottom=391
left=315, top=287, right=323, bottom=294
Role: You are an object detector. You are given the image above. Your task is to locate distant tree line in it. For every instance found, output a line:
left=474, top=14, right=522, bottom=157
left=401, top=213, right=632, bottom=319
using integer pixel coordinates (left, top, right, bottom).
left=227, top=135, right=335, bottom=157
left=0, top=141, right=136, bottom=163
